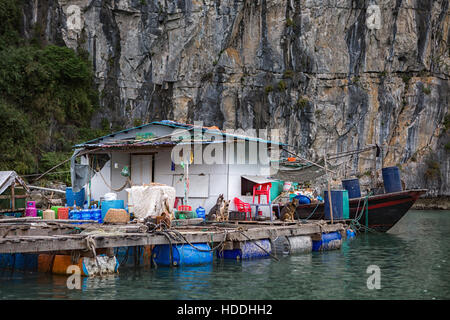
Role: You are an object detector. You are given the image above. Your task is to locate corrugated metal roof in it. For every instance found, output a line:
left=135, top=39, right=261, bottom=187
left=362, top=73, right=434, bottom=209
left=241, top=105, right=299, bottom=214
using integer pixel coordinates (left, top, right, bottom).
left=74, top=120, right=287, bottom=148
left=0, top=171, right=29, bottom=194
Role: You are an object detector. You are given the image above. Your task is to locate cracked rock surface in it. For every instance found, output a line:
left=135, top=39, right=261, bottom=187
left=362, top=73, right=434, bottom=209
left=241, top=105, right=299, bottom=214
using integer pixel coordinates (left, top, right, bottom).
left=22, top=0, right=449, bottom=195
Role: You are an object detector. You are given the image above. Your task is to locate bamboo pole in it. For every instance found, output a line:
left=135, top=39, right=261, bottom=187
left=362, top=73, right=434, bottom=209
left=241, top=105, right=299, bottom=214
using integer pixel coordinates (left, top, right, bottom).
left=324, top=155, right=334, bottom=224
left=11, top=182, right=15, bottom=212
left=282, top=148, right=336, bottom=174
left=28, top=186, right=66, bottom=194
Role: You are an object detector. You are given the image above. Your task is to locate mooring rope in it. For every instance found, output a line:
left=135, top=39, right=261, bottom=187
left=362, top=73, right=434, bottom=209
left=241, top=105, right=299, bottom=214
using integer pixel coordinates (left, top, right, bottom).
left=142, top=218, right=229, bottom=254
left=349, top=192, right=378, bottom=234
left=300, top=201, right=321, bottom=223
left=85, top=235, right=104, bottom=276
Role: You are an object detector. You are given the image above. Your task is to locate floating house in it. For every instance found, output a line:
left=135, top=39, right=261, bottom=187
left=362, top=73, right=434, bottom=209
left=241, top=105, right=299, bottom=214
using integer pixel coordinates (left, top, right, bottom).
left=71, top=120, right=287, bottom=213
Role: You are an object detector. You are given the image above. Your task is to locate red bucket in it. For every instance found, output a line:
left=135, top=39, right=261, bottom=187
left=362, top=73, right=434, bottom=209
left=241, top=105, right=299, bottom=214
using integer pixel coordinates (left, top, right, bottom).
left=57, top=207, right=69, bottom=220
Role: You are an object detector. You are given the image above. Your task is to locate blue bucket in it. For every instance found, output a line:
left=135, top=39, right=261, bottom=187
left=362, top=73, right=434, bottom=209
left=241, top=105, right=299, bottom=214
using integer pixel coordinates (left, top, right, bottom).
left=196, top=207, right=206, bottom=220
left=382, top=166, right=402, bottom=193
left=341, top=178, right=361, bottom=199
left=152, top=243, right=213, bottom=266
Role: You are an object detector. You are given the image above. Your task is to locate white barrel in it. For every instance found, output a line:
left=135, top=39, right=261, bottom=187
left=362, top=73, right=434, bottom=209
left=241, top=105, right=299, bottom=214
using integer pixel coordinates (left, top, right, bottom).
left=287, top=236, right=312, bottom=254
left=104, top=192, right=117, bottom=201
left=271, top=236, right=312, bottom=256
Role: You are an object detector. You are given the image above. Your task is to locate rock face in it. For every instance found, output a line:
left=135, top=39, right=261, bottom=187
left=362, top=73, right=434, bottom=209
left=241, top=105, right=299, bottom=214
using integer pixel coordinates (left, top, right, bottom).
left=22, top=0, right=449, bottom=195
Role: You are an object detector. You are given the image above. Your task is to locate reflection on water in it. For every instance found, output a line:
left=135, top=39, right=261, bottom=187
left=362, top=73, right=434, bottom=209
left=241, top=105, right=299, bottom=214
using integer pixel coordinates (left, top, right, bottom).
left=0, top=210, right=449, bottom=300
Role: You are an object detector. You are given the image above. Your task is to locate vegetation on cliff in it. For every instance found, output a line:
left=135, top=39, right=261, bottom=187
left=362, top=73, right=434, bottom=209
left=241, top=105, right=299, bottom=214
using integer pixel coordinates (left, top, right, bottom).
left=0, top=0, right=109, bottom=184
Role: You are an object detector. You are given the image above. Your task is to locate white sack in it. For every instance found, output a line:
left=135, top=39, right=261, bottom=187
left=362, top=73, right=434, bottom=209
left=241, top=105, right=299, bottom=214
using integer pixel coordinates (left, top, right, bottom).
left=126, top=185, right=176, bottom=221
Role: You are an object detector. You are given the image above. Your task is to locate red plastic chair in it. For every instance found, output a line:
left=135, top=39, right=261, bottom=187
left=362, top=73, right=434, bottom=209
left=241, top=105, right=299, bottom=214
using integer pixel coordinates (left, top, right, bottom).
left=177, top=205, right=192, bottom=212
left=252, top=182, right=272, bottom=204
left=234, top=197, right=252, bottom=220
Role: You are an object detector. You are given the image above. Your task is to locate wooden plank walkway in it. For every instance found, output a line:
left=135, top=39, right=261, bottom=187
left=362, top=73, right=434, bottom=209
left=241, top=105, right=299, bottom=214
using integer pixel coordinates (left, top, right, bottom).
left=0, top=219, right=345, bottom=254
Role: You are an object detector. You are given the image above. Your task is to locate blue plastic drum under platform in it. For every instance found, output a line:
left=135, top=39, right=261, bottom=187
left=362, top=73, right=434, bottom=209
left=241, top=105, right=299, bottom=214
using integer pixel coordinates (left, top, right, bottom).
left=152, top=243, right=213, bottom=266
left=312, top=232, right=342, bottom=251
left=217, top=239, right=272, bottom=260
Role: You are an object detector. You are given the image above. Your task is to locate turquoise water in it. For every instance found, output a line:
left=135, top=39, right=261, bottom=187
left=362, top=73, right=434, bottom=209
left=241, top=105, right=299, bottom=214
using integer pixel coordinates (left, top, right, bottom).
left=1, top=210, right=449, bottom=300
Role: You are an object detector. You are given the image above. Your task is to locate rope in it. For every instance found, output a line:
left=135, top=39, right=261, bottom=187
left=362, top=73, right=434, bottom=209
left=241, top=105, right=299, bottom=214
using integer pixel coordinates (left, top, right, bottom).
left=143, top=218, right=228, bottom=254
left=85, top=235, right=103, bottom=276
left=32, top=147, right=104, bottom=182
left=97, top=168, right=131, bottom=192
left=349, top=192, right=378, bottom=234
left=168, top=229, right=228, bottom=252
left=299, top=202, right=321, bottom=222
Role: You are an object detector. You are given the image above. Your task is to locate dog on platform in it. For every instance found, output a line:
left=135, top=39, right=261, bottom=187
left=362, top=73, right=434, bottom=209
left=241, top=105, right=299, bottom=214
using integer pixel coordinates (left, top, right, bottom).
left=280, top=198, right=299, bottom=222
left=156, top=196, right=174, bottom=229
left=207, top=194, right=224, bottom=221
left=218, top=200, right=230, bottom=222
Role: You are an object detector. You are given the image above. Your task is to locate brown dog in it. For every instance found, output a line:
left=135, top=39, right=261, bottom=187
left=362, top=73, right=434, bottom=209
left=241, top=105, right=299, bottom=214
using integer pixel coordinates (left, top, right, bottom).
left=280, top=198, right=299, bottom=222
left=218, top=200, right=230, bottom=222
left=207, top=194, right=224, bottom=221
left=156, top=197, right=174, bottom=229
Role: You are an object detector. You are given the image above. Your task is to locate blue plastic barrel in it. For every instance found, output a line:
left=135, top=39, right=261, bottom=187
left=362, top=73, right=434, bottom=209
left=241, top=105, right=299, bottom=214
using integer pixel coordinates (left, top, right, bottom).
left=217, top=239, right=272, bottom=260
left=341, top=178, right=361, bottom=199
left=115, top=246, right=150, bottom=267
left=196, top=207, right=206, bottom=220
left=152, top=243, right=213, bottom=266
left=312, top=232, right=342, bottom=251
left=324, top=190, right=349, bottom=220
left=382, top=166, right=402, bottom=193
left=0, top=253, right=38, bottom=271
left=101, top=200, right=125, bottom=221
left=66, top=187, right=85, bottom=207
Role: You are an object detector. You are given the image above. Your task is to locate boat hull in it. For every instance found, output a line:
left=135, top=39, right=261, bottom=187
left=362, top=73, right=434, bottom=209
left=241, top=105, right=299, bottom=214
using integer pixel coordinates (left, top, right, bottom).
left=291, top=189, right=427, bottom=232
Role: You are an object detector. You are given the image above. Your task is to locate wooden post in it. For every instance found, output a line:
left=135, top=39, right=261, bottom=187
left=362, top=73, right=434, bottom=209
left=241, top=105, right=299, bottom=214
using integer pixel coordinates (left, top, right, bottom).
left=324, top=156, right=333, bottom=224
left=11, top=181, right=15, bottom=211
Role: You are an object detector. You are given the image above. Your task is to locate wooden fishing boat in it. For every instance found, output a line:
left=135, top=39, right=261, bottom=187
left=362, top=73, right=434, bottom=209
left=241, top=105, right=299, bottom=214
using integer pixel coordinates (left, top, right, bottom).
left=291, top=189, right=427, bottom=232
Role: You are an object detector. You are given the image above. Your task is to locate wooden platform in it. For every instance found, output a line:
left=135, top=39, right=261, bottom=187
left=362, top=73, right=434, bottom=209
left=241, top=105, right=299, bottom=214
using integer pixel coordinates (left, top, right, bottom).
left=0, top=218, right=346, bottom=254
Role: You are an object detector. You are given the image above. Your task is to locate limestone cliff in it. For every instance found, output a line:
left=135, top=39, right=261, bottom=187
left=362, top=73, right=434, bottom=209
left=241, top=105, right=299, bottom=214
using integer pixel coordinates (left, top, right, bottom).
left=21, top=0, right=449, bottom=195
